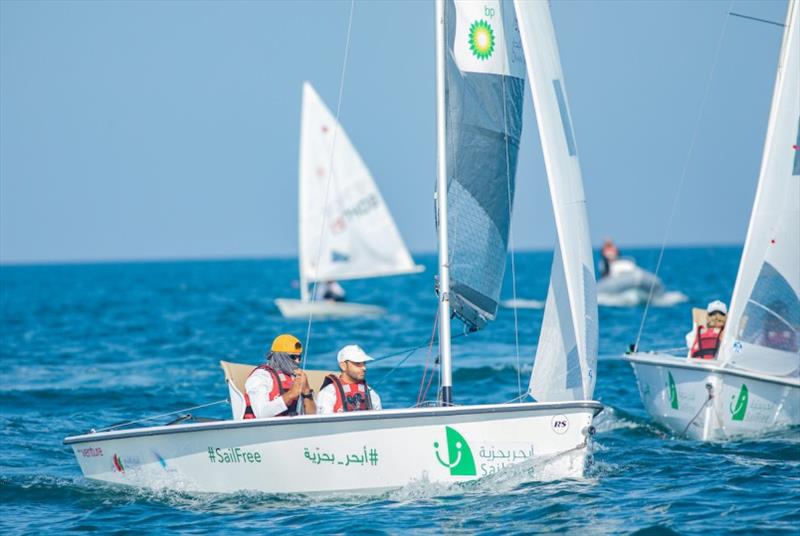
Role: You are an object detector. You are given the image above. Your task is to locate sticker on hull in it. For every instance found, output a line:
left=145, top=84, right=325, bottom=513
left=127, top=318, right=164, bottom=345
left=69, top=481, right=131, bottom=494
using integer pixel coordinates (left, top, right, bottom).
left=668, top=372, right=679, bottom=409
left=434, top=426, right=477, bottom=476
left=730, top=384, right=749, bottom=421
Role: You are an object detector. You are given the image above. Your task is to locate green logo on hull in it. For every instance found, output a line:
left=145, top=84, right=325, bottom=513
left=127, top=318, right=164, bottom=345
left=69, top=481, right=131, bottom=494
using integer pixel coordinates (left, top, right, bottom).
left=730, top=384, right=749, bottom=421
left=668, top=372, right=679, bottom=409
left=434, top=426, right=476, bottom=476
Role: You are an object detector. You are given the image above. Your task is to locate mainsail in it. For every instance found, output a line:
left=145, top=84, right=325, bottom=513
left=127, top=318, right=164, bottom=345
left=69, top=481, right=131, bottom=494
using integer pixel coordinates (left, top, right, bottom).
left=720, top=1, right=800, bottom=377
left=298, top=82, right=421, bottom=293
left=514, top=0, right=598, bottom=401
left=440, top=0, right=526, bottom=330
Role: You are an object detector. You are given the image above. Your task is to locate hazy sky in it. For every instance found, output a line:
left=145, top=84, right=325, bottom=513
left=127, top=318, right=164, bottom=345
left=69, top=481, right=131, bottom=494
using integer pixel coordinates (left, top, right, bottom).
left=0, top=0, right=788, bottom=263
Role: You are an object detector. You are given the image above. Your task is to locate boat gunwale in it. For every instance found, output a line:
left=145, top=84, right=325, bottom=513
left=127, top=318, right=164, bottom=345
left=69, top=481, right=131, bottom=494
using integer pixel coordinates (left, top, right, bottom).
left=623, top=352, right=800, bottom=388
left=63, top=400, right=603, bottom=445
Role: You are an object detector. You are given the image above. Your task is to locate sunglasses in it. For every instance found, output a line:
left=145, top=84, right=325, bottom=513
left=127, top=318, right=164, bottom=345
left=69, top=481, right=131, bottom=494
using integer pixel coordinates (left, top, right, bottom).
left=709, top=311, right=726, bottom=317
left=290, top=354, right=302, bottom=361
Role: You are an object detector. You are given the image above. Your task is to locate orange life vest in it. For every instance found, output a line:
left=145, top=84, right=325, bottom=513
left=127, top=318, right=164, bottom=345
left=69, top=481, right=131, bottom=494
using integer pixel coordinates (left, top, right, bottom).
left=321, top=374, right=372, bottom=413
left=243, top=365, right=295, bottom=419
left=691, top=326, right=724, bottom=359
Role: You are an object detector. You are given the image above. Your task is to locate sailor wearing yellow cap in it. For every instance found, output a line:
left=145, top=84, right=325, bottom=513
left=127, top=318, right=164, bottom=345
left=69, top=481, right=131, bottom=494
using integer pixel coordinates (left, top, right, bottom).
left=242, top=334, right=316, bottom=418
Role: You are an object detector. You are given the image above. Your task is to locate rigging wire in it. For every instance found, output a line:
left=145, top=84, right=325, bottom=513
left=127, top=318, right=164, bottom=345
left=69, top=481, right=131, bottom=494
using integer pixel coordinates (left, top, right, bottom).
left=302, top=0, right=356, bottom=366
left=500, top=65, right=523, bottom=399
left=93, top=399, right=229, bottom=433
left=634, top=0, right=734, bottom=352
left=416, top=310, right=439, bottom=405
left=417, top=307, right=439, bottom=404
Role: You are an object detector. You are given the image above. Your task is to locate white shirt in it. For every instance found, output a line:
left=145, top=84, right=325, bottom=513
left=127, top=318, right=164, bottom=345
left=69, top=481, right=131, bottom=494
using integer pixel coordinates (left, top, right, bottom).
left=243, top=368, right=290, bottom=418
left=314, top=281, right=345, bottom=301
left=316, top=381, right=382, bottom=414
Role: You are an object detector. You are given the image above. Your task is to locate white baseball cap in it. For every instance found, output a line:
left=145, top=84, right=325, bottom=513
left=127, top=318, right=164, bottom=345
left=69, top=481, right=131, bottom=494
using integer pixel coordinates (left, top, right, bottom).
left=337, top=344, right=374, bottom=363
left=707, top=300, right=728, bottom=315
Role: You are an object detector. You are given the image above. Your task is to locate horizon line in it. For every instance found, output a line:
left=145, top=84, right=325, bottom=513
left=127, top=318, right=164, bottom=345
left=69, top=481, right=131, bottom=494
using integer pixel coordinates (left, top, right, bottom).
left=0, top=241, right=744, bottom=268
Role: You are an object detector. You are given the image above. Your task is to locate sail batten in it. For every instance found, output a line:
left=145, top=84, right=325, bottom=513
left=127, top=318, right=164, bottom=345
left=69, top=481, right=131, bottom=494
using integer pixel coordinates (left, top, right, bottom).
left=720, top=0, right=800, bottom=377
left=298, top=82, right=419, bottom=289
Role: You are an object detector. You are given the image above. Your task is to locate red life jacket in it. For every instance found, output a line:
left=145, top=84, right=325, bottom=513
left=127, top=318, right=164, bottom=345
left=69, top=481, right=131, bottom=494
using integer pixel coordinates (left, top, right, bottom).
left=691, top=326, right=724, bottom=359
left=321, top=374, right=372, bottom=413
left=242, top=365, right=295, bottom=419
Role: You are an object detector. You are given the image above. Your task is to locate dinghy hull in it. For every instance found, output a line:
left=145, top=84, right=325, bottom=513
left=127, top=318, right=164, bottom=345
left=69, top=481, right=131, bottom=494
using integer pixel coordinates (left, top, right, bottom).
left=65, top=401, right=602, bottom=494
left=625, top=353, right=799, bottom=440
left=274, top=298, right=386, bottom=319
left=597, top=259, right=664, bottom=306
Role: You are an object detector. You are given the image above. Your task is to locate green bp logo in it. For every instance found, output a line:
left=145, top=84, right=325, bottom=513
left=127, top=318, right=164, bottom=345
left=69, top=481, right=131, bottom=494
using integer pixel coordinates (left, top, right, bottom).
left=468, top=20, right=495, bottom=60
left=433, top=426, right=476, bottom=476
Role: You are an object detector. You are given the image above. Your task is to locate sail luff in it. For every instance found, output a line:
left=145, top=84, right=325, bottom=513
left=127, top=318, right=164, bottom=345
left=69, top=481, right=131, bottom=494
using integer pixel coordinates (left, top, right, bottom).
left=515, top=0, right=598, bottom=401
left=435, top=0, right=454, bottom=405
left=719, top=0, right=800, bottom=376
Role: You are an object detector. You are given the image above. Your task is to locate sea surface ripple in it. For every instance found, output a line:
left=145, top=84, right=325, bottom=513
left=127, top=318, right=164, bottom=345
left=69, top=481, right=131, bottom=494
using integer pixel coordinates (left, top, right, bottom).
left=1, top=247, right=798, bottom=534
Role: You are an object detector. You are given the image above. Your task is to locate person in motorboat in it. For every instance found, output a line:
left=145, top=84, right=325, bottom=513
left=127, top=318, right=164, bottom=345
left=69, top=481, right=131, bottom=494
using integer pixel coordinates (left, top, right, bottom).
left=242, top=334, right=316, bottom=418
left=314, top=280, right=346, bottom=302
left=599, top=238, right=619, bottom=278
left=687, top=300, right=727, bottom=360
left=316, top=344, right=382, bottom=413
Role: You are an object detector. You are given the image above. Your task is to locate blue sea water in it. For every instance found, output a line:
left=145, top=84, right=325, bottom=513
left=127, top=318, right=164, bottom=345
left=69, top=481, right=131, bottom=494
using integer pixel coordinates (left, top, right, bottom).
left=1, top=246, right=798, bottom=534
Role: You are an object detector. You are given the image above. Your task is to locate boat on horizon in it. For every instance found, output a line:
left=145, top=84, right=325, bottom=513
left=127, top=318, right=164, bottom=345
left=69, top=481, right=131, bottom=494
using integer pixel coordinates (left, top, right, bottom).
left=597, top=257, right=687, bottom=307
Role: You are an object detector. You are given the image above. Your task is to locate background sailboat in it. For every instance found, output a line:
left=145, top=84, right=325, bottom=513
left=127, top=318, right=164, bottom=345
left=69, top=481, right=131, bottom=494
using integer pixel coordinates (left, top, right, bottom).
left=275, top=82, right=423, bottom=319
left=625, top=0, right=799, bottom=440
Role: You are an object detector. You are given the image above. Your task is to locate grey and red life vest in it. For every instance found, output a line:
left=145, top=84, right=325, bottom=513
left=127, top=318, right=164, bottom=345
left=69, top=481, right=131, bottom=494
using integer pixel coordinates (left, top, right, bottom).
left=243, top=365, right=296, bottom=419
left=691, top=326, right=724, bottom=359
left=320, top=374, right=373, bottom=412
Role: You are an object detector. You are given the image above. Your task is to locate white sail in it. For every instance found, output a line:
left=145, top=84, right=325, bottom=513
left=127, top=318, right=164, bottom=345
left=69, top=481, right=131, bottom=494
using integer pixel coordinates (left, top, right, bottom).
left=298, top=82, right=421, bottom=289
left=514, top=0, right=598, bottom=401
left=719, top=1, right=799, bottom=377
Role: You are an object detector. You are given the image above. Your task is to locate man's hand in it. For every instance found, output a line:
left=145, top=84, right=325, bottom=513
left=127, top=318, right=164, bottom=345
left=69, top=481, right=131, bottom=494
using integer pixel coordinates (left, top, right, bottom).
left=292, top=369, right=310, bottom=396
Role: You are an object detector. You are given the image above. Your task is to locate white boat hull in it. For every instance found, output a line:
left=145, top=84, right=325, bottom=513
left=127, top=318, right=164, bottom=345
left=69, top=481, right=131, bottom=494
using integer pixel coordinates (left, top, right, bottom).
left=597, top=268, right=663, bottom=306
left=65, top=401, right=602, bottom=494
left=274, top=298, right=386, bottom=319
left=624, top=352, right=799, bottom=441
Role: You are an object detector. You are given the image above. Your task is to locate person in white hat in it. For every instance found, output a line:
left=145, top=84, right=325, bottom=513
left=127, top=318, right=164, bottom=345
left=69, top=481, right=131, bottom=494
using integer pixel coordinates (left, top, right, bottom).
left=688, top=300, right=727, bottom=359
left=315, top=345, right=382, bottom=414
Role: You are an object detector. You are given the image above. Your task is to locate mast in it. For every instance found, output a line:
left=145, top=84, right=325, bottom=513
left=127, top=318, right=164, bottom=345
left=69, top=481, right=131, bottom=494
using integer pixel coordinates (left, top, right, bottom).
left=298, top=84, right=310, bottom=304
left=435, top=0, right=453, bottom=406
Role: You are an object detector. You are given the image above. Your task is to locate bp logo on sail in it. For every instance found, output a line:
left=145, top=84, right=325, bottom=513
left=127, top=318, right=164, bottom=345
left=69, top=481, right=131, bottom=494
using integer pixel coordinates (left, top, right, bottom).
left=468, top=20, right=495, bottom=60
left=433, top=426, right=476, bottom=476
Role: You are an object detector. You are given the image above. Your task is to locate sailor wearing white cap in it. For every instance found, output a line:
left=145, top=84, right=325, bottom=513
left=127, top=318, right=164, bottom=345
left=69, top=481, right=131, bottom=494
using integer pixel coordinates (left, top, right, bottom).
left=689, top=300, right=728, bottom=360
left=315, top=345, right=382, bottom=414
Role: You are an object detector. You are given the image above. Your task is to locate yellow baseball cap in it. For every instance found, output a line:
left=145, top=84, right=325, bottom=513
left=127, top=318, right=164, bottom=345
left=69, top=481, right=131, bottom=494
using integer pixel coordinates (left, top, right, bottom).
left=271, top=334, right=303, bottom=354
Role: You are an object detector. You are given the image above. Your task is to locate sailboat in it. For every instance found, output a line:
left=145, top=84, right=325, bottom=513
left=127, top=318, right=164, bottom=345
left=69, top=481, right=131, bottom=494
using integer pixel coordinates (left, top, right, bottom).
left=64, top=0, right=602, bottom=494
left=624, top=0, right=799, bottom=440
left=274, top=82, right=423, bottom=319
